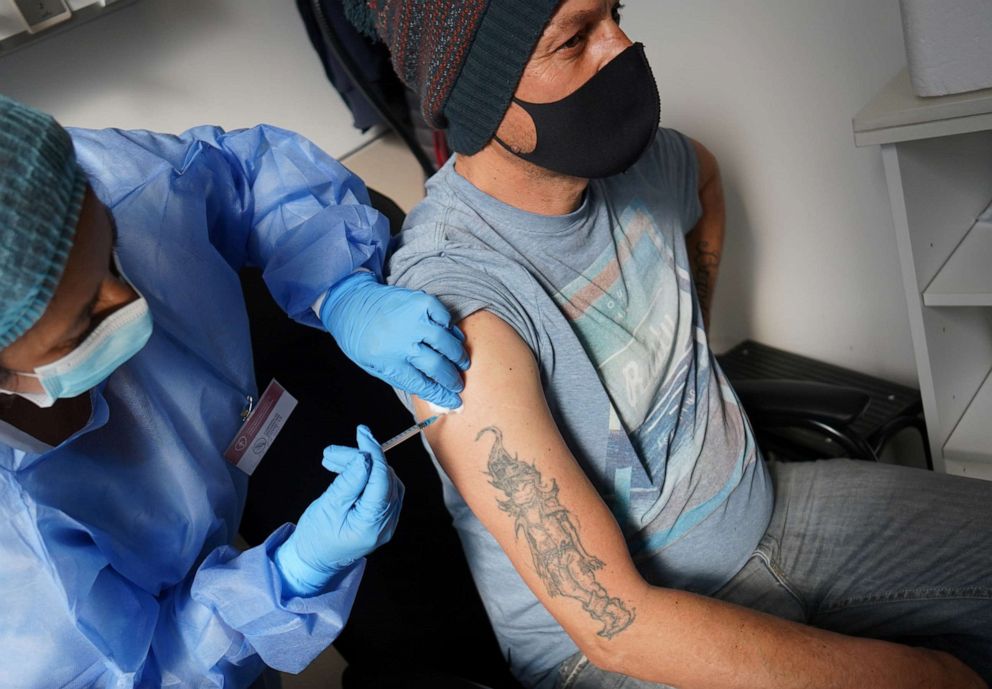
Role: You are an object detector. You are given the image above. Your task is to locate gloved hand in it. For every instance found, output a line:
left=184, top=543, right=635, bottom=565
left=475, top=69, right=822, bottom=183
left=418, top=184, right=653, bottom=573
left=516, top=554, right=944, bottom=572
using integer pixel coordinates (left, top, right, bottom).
left=274, top=425, right=404, bottom=598
left=320, top=271, right=469, bottom=410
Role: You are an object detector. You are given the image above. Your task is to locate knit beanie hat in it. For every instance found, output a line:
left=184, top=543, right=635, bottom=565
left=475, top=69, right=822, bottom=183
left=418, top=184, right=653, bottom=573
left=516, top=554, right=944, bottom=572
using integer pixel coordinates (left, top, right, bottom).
left=346, top=0, right=561, bottom=155
left=0, top=95, right=87, bottom=349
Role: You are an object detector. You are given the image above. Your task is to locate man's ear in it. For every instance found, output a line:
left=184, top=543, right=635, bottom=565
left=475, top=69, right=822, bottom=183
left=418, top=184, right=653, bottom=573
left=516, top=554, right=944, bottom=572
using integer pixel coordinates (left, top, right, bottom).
left=493, top=102, right=538, bottom=155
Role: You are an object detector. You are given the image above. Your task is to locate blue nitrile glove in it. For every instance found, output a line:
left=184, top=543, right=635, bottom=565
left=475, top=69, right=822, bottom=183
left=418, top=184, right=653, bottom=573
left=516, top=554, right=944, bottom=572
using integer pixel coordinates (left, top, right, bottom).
left=274, top=425, right=404, bottom=598
left=320, top=271, right=469, bottom=409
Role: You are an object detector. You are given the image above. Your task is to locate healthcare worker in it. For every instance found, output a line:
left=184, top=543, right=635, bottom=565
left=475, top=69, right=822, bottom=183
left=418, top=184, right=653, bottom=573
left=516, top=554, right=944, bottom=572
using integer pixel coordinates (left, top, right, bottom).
left=0, top=95, right=469, bottom=688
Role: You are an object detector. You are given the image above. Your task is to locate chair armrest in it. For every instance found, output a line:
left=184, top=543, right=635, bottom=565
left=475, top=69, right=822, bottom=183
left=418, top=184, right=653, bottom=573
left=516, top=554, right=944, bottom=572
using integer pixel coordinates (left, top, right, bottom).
left=733, top=379, right=871, bottom=428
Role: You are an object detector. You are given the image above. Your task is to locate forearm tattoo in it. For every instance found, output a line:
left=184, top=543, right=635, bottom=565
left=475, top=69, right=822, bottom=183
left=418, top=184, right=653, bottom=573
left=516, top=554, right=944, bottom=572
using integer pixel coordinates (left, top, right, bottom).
left=477, top=427, right=635, bottom=639
left=692, top=239, right=720, bottom=328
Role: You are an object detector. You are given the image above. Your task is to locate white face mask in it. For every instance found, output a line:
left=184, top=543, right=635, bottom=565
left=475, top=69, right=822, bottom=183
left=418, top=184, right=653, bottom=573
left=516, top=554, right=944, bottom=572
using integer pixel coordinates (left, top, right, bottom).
left=2, top=385, right=54, bottom=409
left=0, top=256, right=153, bottom=408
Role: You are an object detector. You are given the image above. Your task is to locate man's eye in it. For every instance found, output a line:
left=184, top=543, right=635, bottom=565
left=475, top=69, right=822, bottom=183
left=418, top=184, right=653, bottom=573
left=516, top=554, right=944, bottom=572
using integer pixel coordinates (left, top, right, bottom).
left=560, top=31, right=586, bottom=50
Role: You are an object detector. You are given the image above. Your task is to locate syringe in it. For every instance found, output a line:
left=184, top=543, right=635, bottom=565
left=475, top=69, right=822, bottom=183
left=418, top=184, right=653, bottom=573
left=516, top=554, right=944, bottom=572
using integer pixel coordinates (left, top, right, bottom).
left=380, top=415, right=441, bottom=453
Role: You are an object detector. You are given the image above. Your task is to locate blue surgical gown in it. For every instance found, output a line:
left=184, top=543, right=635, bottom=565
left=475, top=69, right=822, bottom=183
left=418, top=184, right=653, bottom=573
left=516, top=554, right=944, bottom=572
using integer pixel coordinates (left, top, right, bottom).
left=0, top=125, right=391, bottom=688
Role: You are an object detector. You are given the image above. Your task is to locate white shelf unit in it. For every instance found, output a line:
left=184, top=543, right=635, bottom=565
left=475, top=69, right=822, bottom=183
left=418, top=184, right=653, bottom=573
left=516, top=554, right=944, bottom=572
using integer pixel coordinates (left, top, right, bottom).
left=0, top=0, right=135, bottom=57
left=944, top=369, right=992, bottom=480
left=855, top=69, right=992, bottom=481
left=925, top=208, right=992, bottom=307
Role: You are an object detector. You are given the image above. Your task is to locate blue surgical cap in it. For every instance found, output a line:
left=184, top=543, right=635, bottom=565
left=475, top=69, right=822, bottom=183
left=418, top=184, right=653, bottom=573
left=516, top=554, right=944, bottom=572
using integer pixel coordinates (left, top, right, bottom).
left=0, top=95, right=87, bottom=349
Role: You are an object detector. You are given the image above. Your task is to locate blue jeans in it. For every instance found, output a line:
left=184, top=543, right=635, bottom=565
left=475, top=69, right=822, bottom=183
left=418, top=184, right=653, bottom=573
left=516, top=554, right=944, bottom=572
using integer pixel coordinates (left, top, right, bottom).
left=557, top=460, right=992, bottom=688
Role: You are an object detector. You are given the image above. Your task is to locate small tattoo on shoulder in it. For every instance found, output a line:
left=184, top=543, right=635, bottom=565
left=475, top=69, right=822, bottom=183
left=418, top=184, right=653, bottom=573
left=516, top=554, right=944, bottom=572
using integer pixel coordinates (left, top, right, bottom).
left=477, top=427, right=635, bottom=639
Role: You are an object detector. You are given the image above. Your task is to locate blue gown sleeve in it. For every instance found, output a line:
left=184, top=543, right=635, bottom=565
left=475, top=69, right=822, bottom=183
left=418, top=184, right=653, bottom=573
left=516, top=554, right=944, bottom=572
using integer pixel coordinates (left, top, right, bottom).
left=164, top=525, right=365, bottom=684
left=70, top=124, right=391, bottom=328
left=0, top=469, right=364, bottom=688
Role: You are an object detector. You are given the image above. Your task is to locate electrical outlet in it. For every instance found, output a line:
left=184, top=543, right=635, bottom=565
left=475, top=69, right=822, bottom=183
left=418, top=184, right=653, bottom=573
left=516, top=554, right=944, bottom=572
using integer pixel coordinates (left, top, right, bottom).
left=12, top=0, right=72, bottom=34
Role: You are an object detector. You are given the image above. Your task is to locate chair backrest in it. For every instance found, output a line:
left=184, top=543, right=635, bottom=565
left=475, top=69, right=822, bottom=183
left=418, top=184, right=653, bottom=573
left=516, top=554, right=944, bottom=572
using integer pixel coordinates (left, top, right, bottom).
left=718, top=340, right=929, bottom=466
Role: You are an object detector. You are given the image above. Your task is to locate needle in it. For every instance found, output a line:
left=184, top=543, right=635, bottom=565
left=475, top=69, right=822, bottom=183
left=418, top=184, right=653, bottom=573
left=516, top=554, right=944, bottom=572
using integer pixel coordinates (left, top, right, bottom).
left=380, top=415, right=441, bottom=453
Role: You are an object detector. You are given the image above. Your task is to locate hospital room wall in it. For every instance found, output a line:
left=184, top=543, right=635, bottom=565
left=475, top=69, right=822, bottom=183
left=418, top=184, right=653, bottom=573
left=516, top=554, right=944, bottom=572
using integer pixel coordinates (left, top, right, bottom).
left=0, top=0, right=373, bottom=163
left=1, top=0, right=917, bottom=386
left=631, top=1, right=918, bottom=385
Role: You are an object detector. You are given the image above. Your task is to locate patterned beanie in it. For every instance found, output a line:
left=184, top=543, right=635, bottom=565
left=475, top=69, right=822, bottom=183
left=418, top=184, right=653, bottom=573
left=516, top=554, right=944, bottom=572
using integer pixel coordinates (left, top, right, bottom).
left=0, top=95, right=87, bottom=349
left=345, top=0, right=561, bottom=155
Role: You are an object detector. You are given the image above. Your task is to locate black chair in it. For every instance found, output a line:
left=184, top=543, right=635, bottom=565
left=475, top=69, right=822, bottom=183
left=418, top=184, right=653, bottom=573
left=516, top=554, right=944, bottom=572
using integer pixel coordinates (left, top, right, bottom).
left=238, top=189, right=521, bottom=689
left=718, top=340, right=932, bottom=468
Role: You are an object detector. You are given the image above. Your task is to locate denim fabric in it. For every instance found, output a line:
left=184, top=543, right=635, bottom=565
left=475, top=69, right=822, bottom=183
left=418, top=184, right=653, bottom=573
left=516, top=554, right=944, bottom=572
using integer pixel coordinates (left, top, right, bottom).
left=557, top=460, right=992, bottom=688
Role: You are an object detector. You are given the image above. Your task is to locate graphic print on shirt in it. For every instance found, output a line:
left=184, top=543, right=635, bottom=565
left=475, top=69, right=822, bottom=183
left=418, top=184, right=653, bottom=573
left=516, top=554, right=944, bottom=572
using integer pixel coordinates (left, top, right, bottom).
left=552, top=201, right=753, bottom=546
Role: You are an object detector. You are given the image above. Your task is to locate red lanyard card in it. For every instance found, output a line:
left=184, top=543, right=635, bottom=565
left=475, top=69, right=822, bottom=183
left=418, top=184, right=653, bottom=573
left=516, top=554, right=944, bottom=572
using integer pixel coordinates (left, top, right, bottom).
left=224, top=379, right=297, bottom=476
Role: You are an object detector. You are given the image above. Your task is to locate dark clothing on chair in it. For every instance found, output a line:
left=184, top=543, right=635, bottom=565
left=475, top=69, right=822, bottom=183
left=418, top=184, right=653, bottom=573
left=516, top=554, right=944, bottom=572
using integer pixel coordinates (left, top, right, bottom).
left=238, top=265, right=521, bottom=689
left=296, top=0, right=405, bottom=131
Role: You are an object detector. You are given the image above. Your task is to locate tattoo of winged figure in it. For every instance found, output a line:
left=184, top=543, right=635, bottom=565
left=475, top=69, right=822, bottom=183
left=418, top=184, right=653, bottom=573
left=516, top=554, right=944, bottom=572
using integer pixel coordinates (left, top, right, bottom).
left=477, top=426, right=635, bottom=639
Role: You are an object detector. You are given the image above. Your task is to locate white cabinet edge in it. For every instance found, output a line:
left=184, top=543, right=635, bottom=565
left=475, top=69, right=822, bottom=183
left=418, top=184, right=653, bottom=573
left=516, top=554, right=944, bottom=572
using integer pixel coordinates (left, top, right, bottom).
left=854, top=69, right=992, bottom=147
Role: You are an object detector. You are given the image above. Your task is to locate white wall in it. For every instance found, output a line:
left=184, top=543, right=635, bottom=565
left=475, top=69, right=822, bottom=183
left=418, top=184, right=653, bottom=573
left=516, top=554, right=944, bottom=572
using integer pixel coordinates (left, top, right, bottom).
left=1, top=0, right=919, bottom=385
left=628, top=1, right=918, bottom=385
left=0, top=0, right=371, bottom=159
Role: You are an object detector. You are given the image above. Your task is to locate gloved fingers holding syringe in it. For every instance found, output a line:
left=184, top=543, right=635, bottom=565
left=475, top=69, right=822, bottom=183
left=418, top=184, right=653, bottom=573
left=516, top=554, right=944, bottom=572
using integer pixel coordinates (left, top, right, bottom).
left=272, top=399, right=459, bottom=597
left=273, top=424, right=406, bottom=598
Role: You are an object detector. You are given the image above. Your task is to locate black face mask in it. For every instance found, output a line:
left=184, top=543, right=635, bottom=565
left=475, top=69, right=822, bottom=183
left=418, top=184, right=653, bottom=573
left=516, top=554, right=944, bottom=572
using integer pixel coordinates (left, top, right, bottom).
left=496, top=42, right=661, bottom=179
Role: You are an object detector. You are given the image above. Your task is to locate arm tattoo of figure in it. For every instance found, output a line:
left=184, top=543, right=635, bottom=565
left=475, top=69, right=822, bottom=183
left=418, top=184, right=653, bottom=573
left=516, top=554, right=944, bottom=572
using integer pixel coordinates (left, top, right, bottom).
left=692, top=239, right=720, bottom=328
left=477, top=427, right=636, bottom=639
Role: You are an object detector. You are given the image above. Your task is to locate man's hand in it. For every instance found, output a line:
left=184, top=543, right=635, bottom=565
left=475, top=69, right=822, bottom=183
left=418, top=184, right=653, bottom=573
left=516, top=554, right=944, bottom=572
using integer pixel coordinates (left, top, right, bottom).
left=320, top=271, right=470, bottom=409
left=926, top=649, right=989, bottom=689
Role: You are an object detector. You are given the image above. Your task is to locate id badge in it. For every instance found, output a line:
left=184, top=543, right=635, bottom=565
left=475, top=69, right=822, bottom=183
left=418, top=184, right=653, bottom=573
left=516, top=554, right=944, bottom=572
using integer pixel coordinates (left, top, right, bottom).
left=224, top=379, right=297, bottom=476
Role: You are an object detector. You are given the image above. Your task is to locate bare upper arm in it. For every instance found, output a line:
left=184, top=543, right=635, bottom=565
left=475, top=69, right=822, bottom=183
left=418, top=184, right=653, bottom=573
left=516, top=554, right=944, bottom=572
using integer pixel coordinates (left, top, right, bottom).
left=689, top=137, right=720, bottom=193
left=413, top=310, right=648, bottom=655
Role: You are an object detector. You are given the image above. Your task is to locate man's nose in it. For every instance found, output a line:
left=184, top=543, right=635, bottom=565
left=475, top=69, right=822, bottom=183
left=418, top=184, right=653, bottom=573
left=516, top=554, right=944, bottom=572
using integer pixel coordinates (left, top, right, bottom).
left=594, top=21, right=633, bottom=70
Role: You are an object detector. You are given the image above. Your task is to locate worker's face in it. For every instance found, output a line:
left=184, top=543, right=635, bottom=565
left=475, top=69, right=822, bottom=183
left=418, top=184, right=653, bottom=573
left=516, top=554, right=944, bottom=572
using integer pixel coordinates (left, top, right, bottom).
left=0, top=188, right=138, bottom=394
left=495, top=0, right=631, bottom=155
